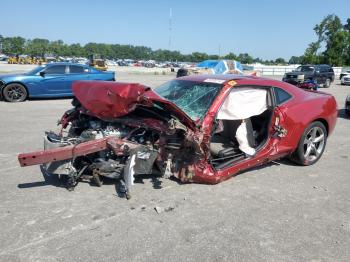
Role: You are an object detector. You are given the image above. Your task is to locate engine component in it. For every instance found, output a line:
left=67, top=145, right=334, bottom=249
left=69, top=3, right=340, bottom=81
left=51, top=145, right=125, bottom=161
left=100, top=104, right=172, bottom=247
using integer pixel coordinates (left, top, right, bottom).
left=132, top=147, right=158, bottom=174
left=164, top=153, right=173, bottom=179
left=18, top=101, right=199, bottom=196
left=90, top=159, right=124, bottom=179
left=44, top=132, right=76, bottom=176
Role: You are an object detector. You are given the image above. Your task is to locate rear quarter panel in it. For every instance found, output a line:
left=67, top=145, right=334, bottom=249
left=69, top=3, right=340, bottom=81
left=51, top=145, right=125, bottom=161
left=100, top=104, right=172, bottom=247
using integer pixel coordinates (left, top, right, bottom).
left=279, top=90, right=337, bottom=150
left=90, top=71, right=115, bottom=81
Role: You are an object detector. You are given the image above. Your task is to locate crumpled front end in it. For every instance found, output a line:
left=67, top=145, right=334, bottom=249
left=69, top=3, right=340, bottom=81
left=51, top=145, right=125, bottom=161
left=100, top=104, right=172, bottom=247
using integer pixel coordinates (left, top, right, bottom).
left=18, top=82, right=205, bottom=198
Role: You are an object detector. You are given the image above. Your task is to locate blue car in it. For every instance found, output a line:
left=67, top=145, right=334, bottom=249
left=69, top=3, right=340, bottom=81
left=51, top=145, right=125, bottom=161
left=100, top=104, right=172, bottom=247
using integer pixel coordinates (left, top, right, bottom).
left=0, top=63, right=115, bottom=102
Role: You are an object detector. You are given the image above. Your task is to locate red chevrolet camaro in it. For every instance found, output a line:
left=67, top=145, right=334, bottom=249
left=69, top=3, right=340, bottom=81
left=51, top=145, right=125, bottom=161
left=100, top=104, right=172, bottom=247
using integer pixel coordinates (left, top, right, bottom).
left=18, top=74, right=337, bottom=196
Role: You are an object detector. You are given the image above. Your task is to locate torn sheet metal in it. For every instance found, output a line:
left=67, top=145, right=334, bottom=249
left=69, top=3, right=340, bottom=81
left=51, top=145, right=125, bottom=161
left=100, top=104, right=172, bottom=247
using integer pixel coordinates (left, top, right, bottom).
left=124, top=154, right=136, bottom=188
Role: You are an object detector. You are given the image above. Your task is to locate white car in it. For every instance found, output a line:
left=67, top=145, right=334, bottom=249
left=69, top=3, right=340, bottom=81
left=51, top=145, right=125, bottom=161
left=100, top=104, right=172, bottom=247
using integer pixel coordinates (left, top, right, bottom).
left=340, top=69, right=350, bottom=85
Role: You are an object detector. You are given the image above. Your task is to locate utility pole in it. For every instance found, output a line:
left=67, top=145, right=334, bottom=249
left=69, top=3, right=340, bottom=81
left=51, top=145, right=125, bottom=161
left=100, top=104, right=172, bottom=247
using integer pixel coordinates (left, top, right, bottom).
left=169, top=8, right=172, bottom=50
left=0, top=34, right=3, bottom=54
left=218, top=44, right=221, bottom=58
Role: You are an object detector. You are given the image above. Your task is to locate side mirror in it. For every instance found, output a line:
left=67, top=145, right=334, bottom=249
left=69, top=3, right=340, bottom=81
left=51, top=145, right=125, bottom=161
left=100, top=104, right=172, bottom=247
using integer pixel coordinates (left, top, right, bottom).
left=39, top=71, right=45, bottom=77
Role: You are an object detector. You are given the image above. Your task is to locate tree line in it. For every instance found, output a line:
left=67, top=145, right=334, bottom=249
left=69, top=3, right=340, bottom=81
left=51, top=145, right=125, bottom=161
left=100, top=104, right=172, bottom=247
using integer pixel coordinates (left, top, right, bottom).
left=0, top=35, right=279, bottom=64
left=0, top=14, right=349, bottom=65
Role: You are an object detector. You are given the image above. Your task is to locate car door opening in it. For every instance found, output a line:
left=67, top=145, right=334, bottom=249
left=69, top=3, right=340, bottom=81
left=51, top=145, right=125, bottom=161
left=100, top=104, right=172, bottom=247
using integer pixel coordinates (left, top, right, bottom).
left=210, top=87, right=274, bottom=169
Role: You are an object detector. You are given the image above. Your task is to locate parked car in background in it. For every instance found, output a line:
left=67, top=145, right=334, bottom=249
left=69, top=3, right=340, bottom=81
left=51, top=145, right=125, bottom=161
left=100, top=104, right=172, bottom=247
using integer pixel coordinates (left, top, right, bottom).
left=0, top=54, right=8, bottom=61
left=283, top=64, right=335, bottom=88
left=339, top=68, right=350, bottom=80
left=345, top=95, right=350, bottom=116
left=0, top=63, right=115, bottom=102
left=340, top=69, right=350, bottom=85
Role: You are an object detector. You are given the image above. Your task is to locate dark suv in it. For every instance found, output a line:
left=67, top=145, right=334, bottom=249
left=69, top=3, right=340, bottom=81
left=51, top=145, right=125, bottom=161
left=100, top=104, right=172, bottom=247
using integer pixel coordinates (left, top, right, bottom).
left=283, top=64, right=335, bottom=88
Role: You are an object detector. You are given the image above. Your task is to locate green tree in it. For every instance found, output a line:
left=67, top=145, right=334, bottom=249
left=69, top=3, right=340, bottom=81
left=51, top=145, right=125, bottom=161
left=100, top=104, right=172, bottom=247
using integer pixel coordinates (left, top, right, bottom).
left=190, top=52, right=209, bottom=62
left=224, top=52, right=237, bottom=60
left=288, top=56, right=302, bottom=64
left=25, top=38, right=49, bottom=56
left=1, top=36, right=25, bottom=54
left=302, top=41, right=321, bottom=64
left=237, top=53, right=253, bottom=64
left=323, top=30, right=350, bottom=66
left=48, top=40, right=67, bottom=56
left=275, top=57, right=286, bottom=64
left=304, top=14, right=350, bottom=66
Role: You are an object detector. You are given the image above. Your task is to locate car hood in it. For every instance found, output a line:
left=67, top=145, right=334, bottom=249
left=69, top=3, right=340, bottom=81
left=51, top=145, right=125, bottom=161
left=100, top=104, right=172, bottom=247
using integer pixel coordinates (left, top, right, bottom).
left=0, top=73, right=26, bottom=80
left=72, top=81, right=196, bottom=130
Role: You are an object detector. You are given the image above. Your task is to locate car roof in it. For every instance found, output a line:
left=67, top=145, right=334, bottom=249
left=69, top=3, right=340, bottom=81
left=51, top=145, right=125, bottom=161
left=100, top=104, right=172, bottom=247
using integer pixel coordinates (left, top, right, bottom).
left=178, top=74, right=256, bottom=82
left=177, top=73, right=282, bottom=84
left=176, top=73, right=303, bottom=96
left=45, top=62, right=88, bottom=67
left=302, top=64, right=331, bottom=67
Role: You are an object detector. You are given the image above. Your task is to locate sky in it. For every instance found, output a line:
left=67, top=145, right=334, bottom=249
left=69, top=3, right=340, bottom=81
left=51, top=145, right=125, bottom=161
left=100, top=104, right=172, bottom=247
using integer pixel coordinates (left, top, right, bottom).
left=1, top=0, right=350, bottom=60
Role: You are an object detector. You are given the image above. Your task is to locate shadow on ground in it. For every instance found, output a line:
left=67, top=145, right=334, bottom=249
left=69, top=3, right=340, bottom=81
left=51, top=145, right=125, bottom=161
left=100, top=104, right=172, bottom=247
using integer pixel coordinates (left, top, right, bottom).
left=17, top=165, right=67, bottom=189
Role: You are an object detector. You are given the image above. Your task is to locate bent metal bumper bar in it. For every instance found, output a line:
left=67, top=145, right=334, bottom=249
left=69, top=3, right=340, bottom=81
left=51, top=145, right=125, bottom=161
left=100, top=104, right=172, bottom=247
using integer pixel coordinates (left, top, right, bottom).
left=18, top=137, right=140, bottom=167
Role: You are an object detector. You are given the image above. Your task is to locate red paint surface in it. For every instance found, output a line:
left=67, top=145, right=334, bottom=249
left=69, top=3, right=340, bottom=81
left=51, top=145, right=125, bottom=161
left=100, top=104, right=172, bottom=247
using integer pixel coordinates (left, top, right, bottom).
left=72, top=81, right=196, bottom=129
left=72, top=81, right=152, bottom=118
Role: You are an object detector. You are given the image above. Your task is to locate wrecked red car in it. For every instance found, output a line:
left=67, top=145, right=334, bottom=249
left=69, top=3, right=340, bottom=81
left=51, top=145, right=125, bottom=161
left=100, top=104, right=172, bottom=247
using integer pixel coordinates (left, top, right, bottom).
left=18, top=75, right=337, bottom=197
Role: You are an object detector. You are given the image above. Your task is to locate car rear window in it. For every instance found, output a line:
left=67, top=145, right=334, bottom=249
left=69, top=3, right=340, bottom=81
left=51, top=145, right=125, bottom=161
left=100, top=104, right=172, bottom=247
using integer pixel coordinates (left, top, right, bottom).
left=295, top=66, right=314, bottom=72
left=274, top=87, right=292, bottom=105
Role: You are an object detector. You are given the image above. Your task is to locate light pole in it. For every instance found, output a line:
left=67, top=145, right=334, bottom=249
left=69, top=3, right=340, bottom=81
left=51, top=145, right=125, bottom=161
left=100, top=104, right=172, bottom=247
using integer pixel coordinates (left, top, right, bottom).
left=169, top=8, right=172, bottom=50
left=0, top=35, right=3, bottom=54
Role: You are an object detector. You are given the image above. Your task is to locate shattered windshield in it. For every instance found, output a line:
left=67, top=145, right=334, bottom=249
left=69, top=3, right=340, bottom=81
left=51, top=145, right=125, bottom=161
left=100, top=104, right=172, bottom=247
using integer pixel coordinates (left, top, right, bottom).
left=154, top=80, right=222, bottom=121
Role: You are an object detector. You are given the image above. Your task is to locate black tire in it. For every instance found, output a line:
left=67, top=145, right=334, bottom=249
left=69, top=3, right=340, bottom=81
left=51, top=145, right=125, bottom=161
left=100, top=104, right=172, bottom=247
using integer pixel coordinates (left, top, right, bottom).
left=176, top=68, right=188, bottom=78
left=323, top=78, right=331, bottom=88
left=290, top=121, right=327, bottom=166
left=2, top=83, right=28, bottom=102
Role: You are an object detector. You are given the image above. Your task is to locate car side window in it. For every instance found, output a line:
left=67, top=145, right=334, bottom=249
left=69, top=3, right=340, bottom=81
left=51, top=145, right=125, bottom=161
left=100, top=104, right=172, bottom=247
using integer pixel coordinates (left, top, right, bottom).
left=69, top=65, right=86, bottom=74
left=44, top=65, right=66, bottom=75
left=323, top=66, right=331, bottom=72
left=274, top=87, right=292, bottom=105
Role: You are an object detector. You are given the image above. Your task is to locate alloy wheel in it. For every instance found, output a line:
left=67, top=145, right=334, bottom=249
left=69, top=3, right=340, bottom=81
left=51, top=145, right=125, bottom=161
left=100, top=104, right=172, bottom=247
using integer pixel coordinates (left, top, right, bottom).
left=324, top=78, right=331, bottom=88
left=303, top=126, right=325, bottom=162
left=3, top=84, right=27, bottom=102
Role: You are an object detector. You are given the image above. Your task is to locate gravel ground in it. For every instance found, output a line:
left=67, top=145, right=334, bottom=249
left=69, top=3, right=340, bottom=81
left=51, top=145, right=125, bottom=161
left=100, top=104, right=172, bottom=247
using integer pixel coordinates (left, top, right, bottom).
left=0, top=71, right=349, bottom=262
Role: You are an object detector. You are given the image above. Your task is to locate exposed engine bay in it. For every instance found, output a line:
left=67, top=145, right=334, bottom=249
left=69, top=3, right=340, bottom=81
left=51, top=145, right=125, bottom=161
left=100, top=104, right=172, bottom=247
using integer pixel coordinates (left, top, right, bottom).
left=19, top=97, right=201, bottom=198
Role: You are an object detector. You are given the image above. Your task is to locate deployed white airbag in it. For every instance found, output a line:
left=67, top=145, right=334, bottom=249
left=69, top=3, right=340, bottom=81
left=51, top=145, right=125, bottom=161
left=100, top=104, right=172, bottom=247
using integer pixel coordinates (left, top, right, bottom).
left=217, top=88, right=268, bottom=156
left=236, top=121, right=256, bottom=156
left=217, top=89, right=267, bottom=120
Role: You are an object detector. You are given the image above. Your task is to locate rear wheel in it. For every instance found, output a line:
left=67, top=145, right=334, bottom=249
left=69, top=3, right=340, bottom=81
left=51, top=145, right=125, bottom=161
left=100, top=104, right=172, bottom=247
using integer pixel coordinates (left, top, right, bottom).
left=291, top=121, right=327, bottom=165
left=323, top=78, right=331, bottom=88
left=2, top=83, right=28, bottom=102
